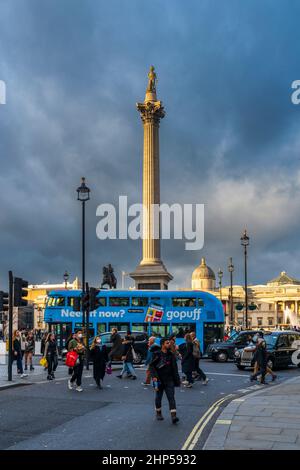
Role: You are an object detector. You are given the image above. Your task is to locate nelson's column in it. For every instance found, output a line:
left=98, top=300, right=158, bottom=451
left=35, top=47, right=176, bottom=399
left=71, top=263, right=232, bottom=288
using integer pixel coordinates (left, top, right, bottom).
left=130, top=66, right=173, bottom=290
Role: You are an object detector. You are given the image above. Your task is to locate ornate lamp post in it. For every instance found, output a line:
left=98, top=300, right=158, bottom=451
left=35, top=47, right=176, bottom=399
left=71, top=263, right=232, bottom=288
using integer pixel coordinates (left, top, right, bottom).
left=218, top=268, right=223, bottom=302
left=241, top=230, right=250, bottom=329
left=228, top=258, right=234, bottom=325
left=63, top=271, right=69, bottom=289
left=76, top=177, right=90, bottom=337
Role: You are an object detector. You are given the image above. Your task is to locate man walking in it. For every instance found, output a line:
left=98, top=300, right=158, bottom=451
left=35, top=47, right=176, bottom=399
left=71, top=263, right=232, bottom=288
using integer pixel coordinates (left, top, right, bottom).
left=142, top=336, right=159, bottom=386
left=149, top=338, right=181, bottom=424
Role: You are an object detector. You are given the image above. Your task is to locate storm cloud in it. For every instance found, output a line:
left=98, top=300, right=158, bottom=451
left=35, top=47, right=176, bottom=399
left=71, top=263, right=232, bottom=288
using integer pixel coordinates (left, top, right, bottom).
left=1, top=0, right=300, bottom=290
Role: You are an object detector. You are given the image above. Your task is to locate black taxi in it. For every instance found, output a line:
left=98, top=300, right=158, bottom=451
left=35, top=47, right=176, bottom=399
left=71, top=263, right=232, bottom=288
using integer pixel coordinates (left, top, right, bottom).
left=234, top=330, right=300, bottom=370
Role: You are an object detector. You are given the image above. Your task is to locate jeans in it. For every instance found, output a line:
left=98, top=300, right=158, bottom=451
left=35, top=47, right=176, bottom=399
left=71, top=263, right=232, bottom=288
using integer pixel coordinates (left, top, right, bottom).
left=16, top=353, right=23, bottom=374
left=47, top=354, right=57, bottom=376
left=155, top=382, right=176, bottom=412
left=194, top=358, right=206, bottom=380
left=121, top=362, right=136, bottom=377
left=71, top=361, right=84, bottom=386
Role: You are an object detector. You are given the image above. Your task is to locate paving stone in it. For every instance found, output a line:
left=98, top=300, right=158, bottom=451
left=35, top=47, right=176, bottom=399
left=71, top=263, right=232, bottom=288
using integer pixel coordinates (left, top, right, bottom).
left=272, top=443, right=300, bottom=450
left=245, top=433, right=297, bottom=443
left=224, top=438, right=273, bottom=450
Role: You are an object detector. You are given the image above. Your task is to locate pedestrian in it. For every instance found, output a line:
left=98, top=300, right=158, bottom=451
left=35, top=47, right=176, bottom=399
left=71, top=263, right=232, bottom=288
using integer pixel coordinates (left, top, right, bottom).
left=250, top=338, right=268, bottom=384
left=142, top=336, right=160, bottom=386
left=65, top=332, right=76, bottom=375
left=44, top=333, right=59, bottom=380
left=108, top=327, right=123, bottom=366
left=181, top=333, right=194, bottom=388
left=149, top=337, right=181, bottom=424
left=190, top=331, right=208, bottom=384
left=40, top=332, right=47, bottom=356
left=116, top=331, right=137, bottom=380
left=24, top=331, right=35, bottom=371
left=12, top=330, right=27, bottom=378
left=67, top=330, right=86, bottom=392
left=20, top=330, right=27, bottom=359
left=169, top=334, right=181, bottom=361
left=89, top=336, right=108, bottom=389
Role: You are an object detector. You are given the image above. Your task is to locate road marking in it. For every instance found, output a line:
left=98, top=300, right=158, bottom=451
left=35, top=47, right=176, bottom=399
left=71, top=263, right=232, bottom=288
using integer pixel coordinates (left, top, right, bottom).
left=206, top=372, right=246, bottom=377
left=181, top=394, right=233, bottom=450
left=216, top=419, right=232, bottom=425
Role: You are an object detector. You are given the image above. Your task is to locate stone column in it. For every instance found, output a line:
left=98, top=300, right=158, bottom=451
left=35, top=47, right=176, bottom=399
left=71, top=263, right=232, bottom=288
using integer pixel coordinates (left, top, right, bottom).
left=130, top=67, right=173, bottom=289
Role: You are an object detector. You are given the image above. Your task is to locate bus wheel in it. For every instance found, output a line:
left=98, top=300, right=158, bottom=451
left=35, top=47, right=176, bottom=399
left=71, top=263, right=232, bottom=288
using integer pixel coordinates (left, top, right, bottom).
left=133, top=352, right=142, bottom=365
left=216, top=351, right=228, bottom=362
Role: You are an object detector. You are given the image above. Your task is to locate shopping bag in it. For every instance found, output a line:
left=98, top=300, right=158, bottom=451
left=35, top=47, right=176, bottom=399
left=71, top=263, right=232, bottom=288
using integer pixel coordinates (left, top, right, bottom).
left=106, top=365, right=112, bottom=375
left=65, top=350, right=79, bottom=368
left=39, top=357, right=48, bottom=368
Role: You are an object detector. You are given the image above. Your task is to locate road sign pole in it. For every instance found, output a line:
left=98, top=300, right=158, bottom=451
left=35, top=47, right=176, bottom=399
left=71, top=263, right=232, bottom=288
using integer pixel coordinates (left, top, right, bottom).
left=8, top=271, right=13, bottom=381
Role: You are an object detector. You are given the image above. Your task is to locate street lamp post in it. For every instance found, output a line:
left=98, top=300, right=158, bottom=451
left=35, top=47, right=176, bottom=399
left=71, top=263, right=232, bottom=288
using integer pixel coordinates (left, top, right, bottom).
left=218, top=268, right=223, bottom=302
left=228, top=258, right=234, bottom=325
left=76, top=177, right=90, bottom=343
left=241, top=229, right=250, bottom=329
left=63, top=271, right=69, bottom=289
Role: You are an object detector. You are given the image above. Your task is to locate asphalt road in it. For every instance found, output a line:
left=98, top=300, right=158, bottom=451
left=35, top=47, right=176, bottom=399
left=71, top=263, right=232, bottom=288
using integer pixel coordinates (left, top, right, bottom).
left=1, top=360, right=299, bottom=450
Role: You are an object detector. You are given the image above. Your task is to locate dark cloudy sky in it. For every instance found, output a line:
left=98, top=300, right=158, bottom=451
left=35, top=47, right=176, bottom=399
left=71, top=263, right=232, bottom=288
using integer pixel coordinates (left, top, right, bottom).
left=1, top=0, right=300, bottom=290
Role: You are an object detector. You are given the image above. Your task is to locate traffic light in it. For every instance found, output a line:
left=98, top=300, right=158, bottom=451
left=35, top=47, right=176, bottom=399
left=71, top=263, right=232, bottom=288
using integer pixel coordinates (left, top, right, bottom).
left=13, top=277, right=28, bottom=307
left=73, top=297, right=81, bottom=312
left=0, top=291, right=9, bottom=312
left=89, top=287, right=101, bottom=311
left=82, top=292, right=90, bottom=311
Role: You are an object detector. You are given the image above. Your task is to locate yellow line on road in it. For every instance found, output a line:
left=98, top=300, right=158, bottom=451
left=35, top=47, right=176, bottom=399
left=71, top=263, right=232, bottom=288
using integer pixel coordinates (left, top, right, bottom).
left=181, top=394, right=233, bottom=450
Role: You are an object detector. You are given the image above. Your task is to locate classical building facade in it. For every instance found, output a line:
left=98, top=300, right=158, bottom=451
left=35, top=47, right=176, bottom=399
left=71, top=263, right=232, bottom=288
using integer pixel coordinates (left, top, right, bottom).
left=191, top=259, right=300, bottom=329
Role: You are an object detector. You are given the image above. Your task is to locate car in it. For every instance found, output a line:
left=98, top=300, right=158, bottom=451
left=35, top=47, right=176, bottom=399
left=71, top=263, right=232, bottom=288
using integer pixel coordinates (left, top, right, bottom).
left=234, top=330, right=300, bottom=370
left=206, top=330, right=264, bottom=362
left=62, top=330, right=149, bottom=365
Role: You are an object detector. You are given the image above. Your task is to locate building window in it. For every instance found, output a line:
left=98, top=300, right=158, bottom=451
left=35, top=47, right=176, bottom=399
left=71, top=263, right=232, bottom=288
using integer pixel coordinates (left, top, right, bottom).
left=268, top=317, right=273, bottom=326
left=257, top=317, right=263, bottom=327
left=269, top=304, right=273, bottom=311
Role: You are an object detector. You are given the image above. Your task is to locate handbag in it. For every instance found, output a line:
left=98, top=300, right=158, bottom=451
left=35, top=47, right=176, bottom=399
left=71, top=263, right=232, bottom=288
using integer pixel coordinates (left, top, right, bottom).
left=39, top=357, right=48, bottom=368
left=106, top=365, right=112, bottom=374
left=131, top=347, right=137, bottom=362
left=65, top=350, right=79, bottom=368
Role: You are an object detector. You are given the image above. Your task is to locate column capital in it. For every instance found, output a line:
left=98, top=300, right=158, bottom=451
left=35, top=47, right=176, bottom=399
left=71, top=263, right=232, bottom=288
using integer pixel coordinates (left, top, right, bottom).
left=136, top=100, right=165, bottom=124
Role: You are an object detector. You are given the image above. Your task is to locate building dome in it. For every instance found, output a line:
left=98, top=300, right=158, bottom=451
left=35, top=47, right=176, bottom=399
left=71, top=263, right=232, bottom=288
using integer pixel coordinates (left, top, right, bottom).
left=191, top=258, right=216, bottom=290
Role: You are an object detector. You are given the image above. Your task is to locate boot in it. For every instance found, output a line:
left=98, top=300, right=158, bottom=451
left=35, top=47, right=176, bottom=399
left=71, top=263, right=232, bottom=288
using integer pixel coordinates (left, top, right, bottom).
left=24, top=365, right=28, bottom=371
left=171, top=411, right=179, bottom=424
left=156, top=409, right=164, bottom=421
left=30, top=365, right=34, bottom=371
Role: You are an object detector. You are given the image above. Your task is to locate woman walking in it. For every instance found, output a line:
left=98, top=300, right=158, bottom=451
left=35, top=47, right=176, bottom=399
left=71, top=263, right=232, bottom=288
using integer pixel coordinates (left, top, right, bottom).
left=44, top=333, right=59, bottom=380
left=190, top=332, right=208, bottom=384
left=116, top=331, right=137, bottom=380
left=68, top=330, right=86, bottom=392
left=89, top=336, right=108, bottom=389
left=12, top=330, right=27, bottom=378
left=181, top=333, right=194, bottom=388
left=24, top=331, right=35, bottom=371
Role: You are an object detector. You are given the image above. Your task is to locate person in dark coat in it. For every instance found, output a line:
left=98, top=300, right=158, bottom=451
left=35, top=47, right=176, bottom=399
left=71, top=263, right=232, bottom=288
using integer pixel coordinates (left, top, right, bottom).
left=116, top=331, right=137, bottom=379
left=108, top=328, right=123, bottom=365
left=44, top=333, right=59, bottom=380
left=149, top=337, right=181, bottom=424
left=89, top=336, right=108, bottom=389
left=250, top=339, right=268, bottom=384
left=12, top=330, right=28, bottom=378
left=181, top=333, right=195, bottom=387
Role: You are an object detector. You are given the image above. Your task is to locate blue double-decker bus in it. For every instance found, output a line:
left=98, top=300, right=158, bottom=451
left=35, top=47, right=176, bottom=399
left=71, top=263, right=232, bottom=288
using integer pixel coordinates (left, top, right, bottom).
left=44, top=289, right=224, bottom=354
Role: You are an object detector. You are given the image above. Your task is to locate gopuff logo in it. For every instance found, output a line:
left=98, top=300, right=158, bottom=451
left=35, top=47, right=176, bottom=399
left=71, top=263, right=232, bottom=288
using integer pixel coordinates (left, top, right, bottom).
left=291, top=339, right=300, bottom=366
left=166, top=308, right=201, bottom=322
left=0, top=80, right=6, bottom=105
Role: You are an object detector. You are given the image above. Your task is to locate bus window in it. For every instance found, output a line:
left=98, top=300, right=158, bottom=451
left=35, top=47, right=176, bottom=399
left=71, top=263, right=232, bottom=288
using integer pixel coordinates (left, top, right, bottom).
left=132, top=323, right=148, bottom=333
left=108, top=322, right=130, bottom=332
left=150, top=324, right=170, bottom=337
left=97, top=323, right=106, bottom=334
left=48, top=297, right=65, bottom=307
left=172, top=323, right=196, bottom=337
left=198, top=299, right=204, bottom=307
left=132, top=297, right=148, bottom=307
left=67, top=297, right=81, bottom=307
left=109, top=297, right=129, bottom=307
left=97, top=297, right=106, bottom=307
left=172, top=298, right=196, bottom=307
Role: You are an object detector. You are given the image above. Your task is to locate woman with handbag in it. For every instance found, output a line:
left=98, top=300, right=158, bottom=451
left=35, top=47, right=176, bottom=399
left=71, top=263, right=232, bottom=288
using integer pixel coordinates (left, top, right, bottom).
left=44, top=333, right=59, bottom=380
left=190, top=332, right=208, bottom=384
left=116, top=331, right=137, bottom=380
left=89, top=336, right=108, bottom=389
left=12, top=330, right=28, bottom=378
left=68, top=331, right=86, bottom=392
